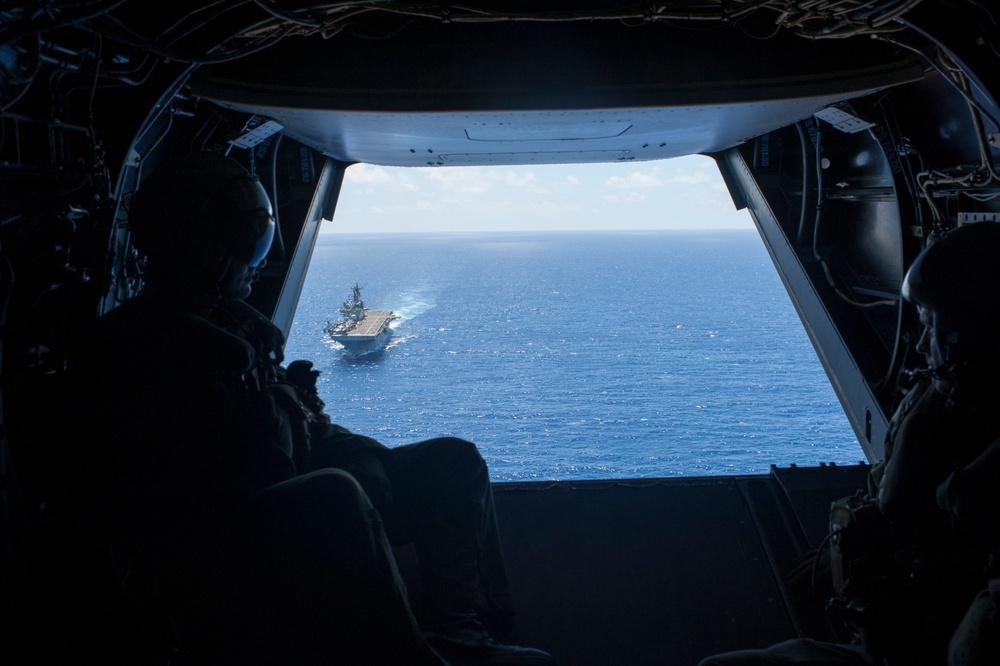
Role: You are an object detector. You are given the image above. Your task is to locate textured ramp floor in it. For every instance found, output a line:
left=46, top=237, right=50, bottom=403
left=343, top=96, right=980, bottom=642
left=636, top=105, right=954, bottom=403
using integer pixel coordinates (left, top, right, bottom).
left=491, top=465, right=868, bottom=665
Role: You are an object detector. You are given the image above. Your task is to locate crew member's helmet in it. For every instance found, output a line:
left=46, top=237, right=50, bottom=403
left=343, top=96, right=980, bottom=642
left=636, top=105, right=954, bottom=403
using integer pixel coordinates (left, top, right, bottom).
left=902, top=222, right=1000, bottom=400
left=129, top=152, right=275, bottom=290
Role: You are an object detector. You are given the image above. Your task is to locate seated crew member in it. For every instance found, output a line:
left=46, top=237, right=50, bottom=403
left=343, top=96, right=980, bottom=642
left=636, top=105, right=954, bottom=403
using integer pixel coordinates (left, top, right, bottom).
left=698, top=222, right=1000, bottom=666
left=912, top=229, right=1000, bottom=666
left=68, top=151, right=553, bottom=665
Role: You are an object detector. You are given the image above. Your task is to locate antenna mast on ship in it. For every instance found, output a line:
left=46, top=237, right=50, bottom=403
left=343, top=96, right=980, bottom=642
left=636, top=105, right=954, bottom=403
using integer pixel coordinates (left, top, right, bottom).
left=339, top=283, right=367, bottom=322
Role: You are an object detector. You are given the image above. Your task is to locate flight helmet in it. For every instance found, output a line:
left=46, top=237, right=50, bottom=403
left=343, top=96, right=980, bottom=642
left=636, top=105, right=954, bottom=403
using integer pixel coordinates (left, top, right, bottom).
left=902, top=222, right=1000, bottom=401
left=129, top=152, right=275, bottom=293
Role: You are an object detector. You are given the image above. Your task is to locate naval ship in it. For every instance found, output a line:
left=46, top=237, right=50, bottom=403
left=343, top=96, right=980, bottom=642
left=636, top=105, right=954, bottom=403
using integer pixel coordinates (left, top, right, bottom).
left=2, top=2, right=1000, bottom=664
left=325, top=284, right=397, bottom=357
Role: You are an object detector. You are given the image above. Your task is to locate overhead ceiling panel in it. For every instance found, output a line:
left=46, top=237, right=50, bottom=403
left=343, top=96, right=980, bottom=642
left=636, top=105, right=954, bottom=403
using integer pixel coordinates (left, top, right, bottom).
left=191, top=18, right=926, bottom=166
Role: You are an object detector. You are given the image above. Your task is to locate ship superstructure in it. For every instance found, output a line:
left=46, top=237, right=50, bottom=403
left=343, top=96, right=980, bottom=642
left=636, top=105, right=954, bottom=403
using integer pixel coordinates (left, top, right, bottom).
left=325, top=284, right=397, bottom=357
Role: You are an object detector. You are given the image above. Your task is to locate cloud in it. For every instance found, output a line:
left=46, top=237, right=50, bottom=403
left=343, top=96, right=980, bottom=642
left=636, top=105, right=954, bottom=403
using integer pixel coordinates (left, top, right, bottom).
left=424, top=167, right=547, bottom=196
left=328, top=156, right=753, bottom=232
left=426, top=168, right=493, bottom=195
left=602, top=161, right=716, bottom=189
left=604, top=170, right=663, bottom=188
left=344, top=164, right=420, bottom=194
left=396, top=173, right=420, bottom=192
left=345, top=164, right=392, bottom=185
left=665, top=171, right=713, bottom=185
left=500, top=170, right=536, bottom=188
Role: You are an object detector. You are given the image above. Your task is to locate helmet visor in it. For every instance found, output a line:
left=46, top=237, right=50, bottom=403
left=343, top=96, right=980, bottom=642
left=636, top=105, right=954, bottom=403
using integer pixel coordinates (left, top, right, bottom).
left=248, top=214, right=275, bottom=268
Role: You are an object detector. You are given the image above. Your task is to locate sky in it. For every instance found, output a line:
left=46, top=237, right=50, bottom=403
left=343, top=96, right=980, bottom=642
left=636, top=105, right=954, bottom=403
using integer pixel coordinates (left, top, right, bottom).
left=323, top=154, right=753, bottom=233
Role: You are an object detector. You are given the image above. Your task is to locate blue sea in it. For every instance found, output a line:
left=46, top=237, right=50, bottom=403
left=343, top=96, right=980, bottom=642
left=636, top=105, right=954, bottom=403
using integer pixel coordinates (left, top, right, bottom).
left=284, top=230, right=864, bottom=481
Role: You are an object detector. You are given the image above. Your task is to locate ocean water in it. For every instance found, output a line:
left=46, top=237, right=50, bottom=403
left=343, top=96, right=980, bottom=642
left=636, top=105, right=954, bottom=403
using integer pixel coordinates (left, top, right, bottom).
left=284, top=230, right=864, bottom=481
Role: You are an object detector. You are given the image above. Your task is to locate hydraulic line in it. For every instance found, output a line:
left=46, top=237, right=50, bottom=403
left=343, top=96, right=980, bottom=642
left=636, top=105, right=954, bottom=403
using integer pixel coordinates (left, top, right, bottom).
left=795, top=121, right=817, bottom=250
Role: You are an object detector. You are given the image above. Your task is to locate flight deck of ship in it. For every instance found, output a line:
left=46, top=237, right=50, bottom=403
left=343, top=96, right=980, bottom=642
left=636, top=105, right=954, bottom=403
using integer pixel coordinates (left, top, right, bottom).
left=339, top=310, right=393, bottom=339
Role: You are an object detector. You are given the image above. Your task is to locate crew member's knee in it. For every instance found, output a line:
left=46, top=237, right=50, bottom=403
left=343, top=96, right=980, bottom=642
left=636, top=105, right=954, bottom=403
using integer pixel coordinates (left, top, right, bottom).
left=258, top=468, right=373, bottom=525
left=299, top=468, right=372, bottom=512
left=435, top=436, right=488, bottom=477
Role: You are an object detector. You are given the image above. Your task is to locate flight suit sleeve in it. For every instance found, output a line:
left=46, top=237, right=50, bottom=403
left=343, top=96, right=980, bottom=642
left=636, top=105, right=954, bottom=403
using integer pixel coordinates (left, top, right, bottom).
left=937, top=438, right=1000, bottom=549
left=274, top=360, right=393, bottom=514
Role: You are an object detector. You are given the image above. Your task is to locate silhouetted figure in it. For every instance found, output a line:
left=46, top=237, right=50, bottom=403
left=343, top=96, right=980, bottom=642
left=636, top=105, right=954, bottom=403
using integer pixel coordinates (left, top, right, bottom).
left=68, top=152, right=553, bottom=665
left=699, top=223, right=1000, bottom=666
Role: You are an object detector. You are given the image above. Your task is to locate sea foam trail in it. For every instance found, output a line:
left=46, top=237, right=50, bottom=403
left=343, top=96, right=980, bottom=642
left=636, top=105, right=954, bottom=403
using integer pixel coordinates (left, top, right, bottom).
left=390, top=289, right=437, bottom=324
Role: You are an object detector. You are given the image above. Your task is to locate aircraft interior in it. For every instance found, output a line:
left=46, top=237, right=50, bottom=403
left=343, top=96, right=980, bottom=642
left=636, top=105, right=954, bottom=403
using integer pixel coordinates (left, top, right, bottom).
left=1, top=1, right=999, bottom=663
